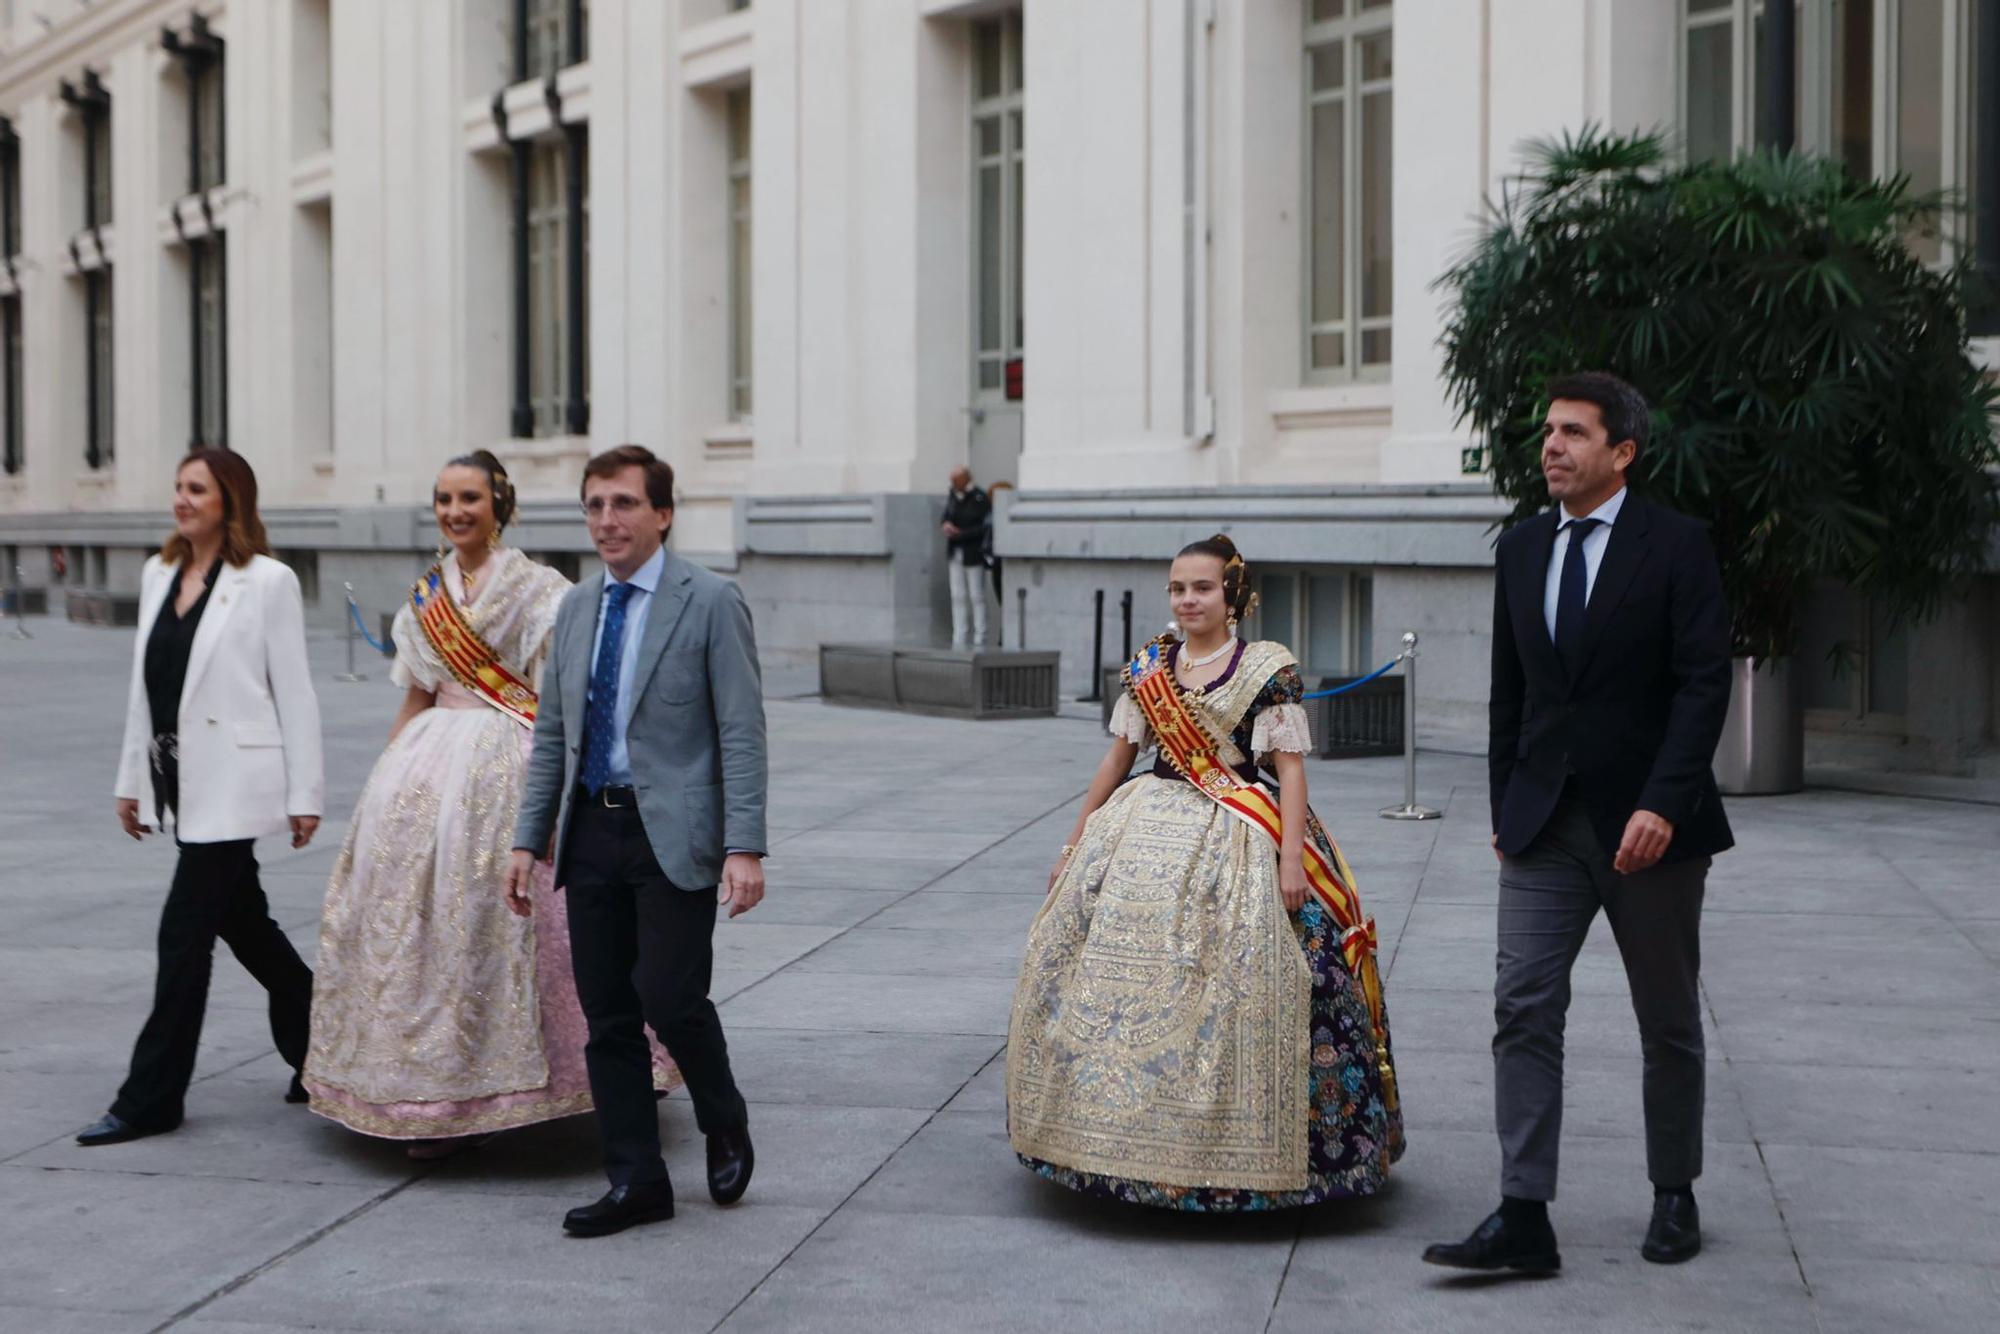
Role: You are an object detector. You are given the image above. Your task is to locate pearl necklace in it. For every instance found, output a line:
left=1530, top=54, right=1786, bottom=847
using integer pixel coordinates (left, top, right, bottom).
left=1179, top=635, right=1238, bottom=669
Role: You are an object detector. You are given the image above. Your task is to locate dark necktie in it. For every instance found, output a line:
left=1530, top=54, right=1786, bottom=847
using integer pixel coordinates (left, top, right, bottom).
left=581, top=582, right=637, bottom=795
left=1553, top=517, right=1604, bottom=677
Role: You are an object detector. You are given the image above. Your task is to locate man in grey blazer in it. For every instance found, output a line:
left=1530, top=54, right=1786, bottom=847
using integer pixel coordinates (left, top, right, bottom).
left=506, top=445, right=768, bottom=1238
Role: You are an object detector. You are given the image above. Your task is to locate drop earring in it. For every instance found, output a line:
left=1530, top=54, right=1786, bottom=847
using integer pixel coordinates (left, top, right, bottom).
left=1227, top=614, right=1239, bottom=638
left=435, top=534, right=450, bottom=562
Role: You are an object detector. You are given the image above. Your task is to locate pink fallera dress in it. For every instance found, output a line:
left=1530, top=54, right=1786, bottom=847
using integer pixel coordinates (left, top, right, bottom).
left=303, top=549, right=677, bottom=1138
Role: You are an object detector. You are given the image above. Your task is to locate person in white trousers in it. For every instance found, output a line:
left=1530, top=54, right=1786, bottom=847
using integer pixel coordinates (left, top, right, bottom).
left=942, top=468, right=992, bottom=649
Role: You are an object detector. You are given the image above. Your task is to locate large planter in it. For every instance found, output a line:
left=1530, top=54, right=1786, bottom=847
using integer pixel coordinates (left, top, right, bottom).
left=1714, top=656, right=1803, bottom=796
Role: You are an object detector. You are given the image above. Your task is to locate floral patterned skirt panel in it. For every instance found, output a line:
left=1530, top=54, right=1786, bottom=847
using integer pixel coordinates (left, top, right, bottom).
left=1007, top=774, right=1404, bottom=1211
left=303, top=688, right=678, bottom=1139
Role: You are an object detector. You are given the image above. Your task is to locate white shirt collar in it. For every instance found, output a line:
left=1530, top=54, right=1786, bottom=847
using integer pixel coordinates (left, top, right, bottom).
left=1558, top=485, right=1627, bottom=529
left=607, top=544, right=666, bottom=596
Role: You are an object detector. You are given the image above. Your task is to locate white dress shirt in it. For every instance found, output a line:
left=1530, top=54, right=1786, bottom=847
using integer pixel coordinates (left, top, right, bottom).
left=586, top=545, right=665, bottom=789
left=1542, top=485, right=1627, bottom=641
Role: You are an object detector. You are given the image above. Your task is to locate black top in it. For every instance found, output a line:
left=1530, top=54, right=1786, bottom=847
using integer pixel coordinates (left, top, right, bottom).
left=1488, top=493, right=1735, bottom=864
left=943, top=486, right=992, bottom=566
left=143, top=560, right=221, bottom=820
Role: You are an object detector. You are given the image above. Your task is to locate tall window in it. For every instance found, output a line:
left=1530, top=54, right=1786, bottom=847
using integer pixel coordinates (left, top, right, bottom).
left=519, top=0, right=587, bottom=82
left=167, top=18, right=227, bottom=448
left=972, top=12, right=1024, bottom=399
left=1251, top=569, right=1375, bottom=679
left=727, top=88, right=752, bottom=420
left=1682, top=0, right=1981, bottom=268
left=65, top=71, right=115, bottom=468
left=1306, top=0, right=1393, bottom=380
left=2, top=116, right=21, bottom=477
left=87, top=273, right=114, bottom=468
left=192, top=238, right=226, bottom=448
left=526, top=140, right=570, bottom=437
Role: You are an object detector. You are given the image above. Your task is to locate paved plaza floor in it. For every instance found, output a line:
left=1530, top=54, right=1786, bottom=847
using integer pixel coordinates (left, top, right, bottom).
left=1, top=617, right=1996, bottom=1334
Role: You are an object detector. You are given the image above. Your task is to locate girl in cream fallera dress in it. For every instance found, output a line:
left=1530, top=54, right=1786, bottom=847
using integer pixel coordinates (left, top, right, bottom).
left=1009, top=581, right=1404, bottom=1209
left=304, top=546, right=676, bottom=1148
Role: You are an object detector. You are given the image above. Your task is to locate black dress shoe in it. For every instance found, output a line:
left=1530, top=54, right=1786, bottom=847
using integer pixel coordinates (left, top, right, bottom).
left=1422, top=1208, right=1562, bottom=1275
left=75, top=1113, right=176, bottom=1147
left=562, top=1181, right=676, bottom=1237
left=285, top=1073, right=310, bottom=1104
left=1642, top=1191, right=1701, bottom=1264
left=707, top=1126, right=754, bottom=1206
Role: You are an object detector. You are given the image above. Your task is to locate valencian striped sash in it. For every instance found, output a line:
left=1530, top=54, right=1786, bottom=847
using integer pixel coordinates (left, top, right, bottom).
left=411, top=564, right=540, bottom=729
left=1126, top=638, right=1398, bottom=1112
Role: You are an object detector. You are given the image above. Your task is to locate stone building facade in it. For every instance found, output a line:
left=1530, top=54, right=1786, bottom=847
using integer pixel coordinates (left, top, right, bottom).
left=0, top=0, right=1994, bottom=769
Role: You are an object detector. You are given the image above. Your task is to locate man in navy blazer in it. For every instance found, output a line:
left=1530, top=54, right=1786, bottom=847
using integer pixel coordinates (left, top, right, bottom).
left=1426, top=372, right=1733, bottom=1275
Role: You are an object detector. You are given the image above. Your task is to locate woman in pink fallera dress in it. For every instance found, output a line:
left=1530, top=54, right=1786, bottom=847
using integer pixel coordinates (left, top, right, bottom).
left=303, top=452, right=675, bottom=1159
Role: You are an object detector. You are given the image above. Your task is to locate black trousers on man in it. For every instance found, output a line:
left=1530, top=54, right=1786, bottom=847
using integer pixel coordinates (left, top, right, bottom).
left=112, top=839, right=314, bottom=1130
left=565, top=797, right=748, bottom=1187
left=1493, top=793, right=1708, bottom=1202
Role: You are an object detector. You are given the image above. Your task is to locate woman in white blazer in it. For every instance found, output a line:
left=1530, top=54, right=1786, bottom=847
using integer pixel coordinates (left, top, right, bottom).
left=77, top=448, right=325, bottom=1147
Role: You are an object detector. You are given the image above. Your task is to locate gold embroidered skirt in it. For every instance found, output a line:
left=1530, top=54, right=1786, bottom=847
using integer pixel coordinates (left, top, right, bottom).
left=1008, top=774, right=1314, bottom=1193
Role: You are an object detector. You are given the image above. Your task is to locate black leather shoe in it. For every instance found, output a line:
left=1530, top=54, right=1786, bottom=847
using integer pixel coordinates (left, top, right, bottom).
left=285, top=1073, right=310, bottom=1104
left=562, top=1181, right=675, bottom=1237
left=1642, top=1192, right=1701, bottom=1264
left=707, top=1126, right=754, bottom=1206
left=75, top=1113, right=176, bottom=1147
left=1422, top=1208, right=1562, bottom=1275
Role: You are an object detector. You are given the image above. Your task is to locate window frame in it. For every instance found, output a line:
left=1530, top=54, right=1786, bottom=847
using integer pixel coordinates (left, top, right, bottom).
left=1303, top=0, right=1395, bottom=385
left=86, top=268, right=113, bottom=469
left=1680, top=1, right=1982, bottom=262
left=1247, top=566, right=1377, bottom=680
left=970, top=10, right=1025, bottom=404
left=727, top=87, right=753, bottom=422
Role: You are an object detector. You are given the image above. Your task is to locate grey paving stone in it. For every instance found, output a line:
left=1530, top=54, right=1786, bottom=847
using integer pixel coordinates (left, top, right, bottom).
left=1802, top=1257, right=2000, bottom=1334
left=786, top=926, right=1029, bottom=979
left=716, top=1209, right=1297, bottom=1334
left=1763, top=1143, right=2000, bottom=1267
left=1730, top=1060, right=2000, bottom=1153
left=0, top=1165, right=380, bottom=1324
left=723, top=1029, right=1001, bottom=1110
left=1268, top=1232, right=1816, bottom=1334
left=198, top=1190, right=829, bottom=1334
left=1704, top=996, right=2000, bottom=1069
left=720, top=969, right=1018, bottom=1037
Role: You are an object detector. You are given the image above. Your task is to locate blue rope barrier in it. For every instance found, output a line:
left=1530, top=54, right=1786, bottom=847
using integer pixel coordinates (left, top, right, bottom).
left=1299, top=656, right=1400, bottom=701
left=348, top=597, right=392, bottom=654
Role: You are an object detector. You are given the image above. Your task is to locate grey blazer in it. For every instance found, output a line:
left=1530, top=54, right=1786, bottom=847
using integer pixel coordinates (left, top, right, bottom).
left=514, top=551, right=769, bottom=890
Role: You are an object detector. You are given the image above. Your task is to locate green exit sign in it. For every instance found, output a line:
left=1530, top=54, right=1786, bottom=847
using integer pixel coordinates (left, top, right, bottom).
left=1460, top=446, right=1485, bottom=475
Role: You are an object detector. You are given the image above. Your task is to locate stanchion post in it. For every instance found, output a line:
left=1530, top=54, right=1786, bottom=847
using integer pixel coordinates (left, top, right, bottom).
left=1380, top=630, right=1441, bottom=821
left=1080, top=588, right=1106, bottom=703
left=1015, top=587, right=1026, bottom=649
left=1119, top=589, right=1134, bottom=665
left=9, top=563, right=31, bottom=640
left=335, top=581, right=369, bottom=682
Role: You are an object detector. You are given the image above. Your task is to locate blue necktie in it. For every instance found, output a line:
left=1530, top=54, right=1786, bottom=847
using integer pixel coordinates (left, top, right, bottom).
left=581, top=582, right=637, bottom=795
left=1553, top=518, right=1603, bottom=677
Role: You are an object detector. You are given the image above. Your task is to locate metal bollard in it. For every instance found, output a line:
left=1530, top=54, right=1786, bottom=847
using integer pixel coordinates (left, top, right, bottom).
left=1379, top=631, right=1441, bottom=821
left=1080, top=589, right=1106, bottom=703
left=8, top=563, right=31, bottom=640
left=1119, top=589, right=1134, bottom=665
left=334, top=582, right=369, bottom=682
left=1015, top=587, right=1026, bottom=649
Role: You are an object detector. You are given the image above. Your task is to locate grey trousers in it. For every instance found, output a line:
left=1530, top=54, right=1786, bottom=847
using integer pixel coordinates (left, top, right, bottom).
left=1494, top=795, right=1708, bottom=1201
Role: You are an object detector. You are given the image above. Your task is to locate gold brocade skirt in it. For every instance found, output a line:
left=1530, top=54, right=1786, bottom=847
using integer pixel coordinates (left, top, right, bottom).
left=1007, top=774, right=1317, bottom=1193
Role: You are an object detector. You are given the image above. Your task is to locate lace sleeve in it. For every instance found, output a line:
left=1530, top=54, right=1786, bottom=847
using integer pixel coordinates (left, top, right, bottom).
left=518, top=566, right=570, bottom=696
left=1249, top=664, right=1312, bottom=757
left=1251, top=703, right=1314, bottom=757
left=1107, top=691, right=1152, bottom=747
left=388, top=601, right=439, bottom=692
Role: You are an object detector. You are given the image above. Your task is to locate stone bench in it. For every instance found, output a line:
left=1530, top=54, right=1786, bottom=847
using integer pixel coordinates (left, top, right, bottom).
left=818, top=643, right=1061, bottom=720
left=65, top=590, right=142, bottom=627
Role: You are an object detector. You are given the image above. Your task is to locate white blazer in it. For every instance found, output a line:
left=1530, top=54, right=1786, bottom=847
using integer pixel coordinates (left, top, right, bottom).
left=114, top=553, right=325, bottom=844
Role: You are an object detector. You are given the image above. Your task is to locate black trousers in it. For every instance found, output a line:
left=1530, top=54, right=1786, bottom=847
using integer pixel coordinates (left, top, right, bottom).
left=111, top=839, right=314, bottom=1129
left=565, top=799, right=747, bottom=1187
left=1493, top=795, right=1708, bottom=1201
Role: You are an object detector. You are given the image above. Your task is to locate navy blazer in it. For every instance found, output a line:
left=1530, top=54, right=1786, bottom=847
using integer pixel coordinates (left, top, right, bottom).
left=1488, top=493, right=1735, bottom=864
